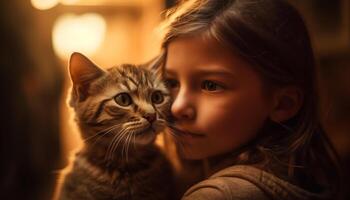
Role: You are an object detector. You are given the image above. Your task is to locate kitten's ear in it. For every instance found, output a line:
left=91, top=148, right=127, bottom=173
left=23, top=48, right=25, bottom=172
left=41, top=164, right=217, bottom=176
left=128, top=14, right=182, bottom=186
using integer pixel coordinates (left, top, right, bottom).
left=141, top=53, right=165, bottom=78
left=69, top=52, right=105, bottom=102
left=69, top=52, right=105, bottom=85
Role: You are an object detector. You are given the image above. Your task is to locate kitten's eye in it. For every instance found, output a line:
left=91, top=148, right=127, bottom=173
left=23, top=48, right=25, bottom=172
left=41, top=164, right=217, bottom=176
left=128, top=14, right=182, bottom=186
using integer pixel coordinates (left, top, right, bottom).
left=164, top=79, right=179, bottom=89
left=114, top=93, right=132, bottom=106
left=151, top=91, right=164, bottom=104
left=201, top=80, right=224, bottom=92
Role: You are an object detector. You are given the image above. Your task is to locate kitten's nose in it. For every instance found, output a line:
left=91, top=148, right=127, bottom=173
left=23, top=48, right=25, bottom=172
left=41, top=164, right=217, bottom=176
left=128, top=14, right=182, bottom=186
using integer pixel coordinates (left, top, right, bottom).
left=143, top=113, right=156, bottom=123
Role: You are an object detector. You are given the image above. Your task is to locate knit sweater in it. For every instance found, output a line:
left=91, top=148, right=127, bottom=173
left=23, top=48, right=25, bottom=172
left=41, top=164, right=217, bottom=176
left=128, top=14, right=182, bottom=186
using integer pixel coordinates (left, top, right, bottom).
left=182, top=165, right=330, bottom=200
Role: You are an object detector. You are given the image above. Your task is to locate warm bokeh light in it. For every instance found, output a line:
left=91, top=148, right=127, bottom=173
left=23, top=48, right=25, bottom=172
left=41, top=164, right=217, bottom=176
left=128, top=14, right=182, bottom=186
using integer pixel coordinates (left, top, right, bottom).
left=52, top=13, right=106, bottom=60
left=31, top=0, right=59, bottom=10
left=59, top=0, right=79, bottom=4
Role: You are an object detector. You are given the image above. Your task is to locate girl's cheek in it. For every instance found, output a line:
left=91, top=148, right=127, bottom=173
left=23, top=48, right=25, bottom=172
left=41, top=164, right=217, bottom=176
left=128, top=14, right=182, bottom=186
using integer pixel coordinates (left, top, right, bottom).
left=197, top=97, right=240, bottom=129
left=198, top=94, right=266, bottom=134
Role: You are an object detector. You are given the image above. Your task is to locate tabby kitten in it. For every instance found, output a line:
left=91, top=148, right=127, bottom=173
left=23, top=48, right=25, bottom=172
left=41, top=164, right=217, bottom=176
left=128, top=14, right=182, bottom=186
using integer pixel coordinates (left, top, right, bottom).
left=57, top=53, right=174, bottom=200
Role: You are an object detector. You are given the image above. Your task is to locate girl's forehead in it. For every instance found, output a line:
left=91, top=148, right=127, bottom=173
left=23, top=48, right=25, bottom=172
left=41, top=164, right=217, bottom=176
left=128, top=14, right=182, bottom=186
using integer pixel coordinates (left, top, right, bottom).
left=167, top=35, right=226, bottom=57
left=165, top=36, right=253, bottom=75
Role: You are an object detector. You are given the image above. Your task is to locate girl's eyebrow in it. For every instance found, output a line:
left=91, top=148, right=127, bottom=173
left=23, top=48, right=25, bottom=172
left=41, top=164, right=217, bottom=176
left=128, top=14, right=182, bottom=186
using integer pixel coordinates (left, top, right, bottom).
left=194, top=69, right=236, bottom=77
left=165, top=67, right=236, bottom=78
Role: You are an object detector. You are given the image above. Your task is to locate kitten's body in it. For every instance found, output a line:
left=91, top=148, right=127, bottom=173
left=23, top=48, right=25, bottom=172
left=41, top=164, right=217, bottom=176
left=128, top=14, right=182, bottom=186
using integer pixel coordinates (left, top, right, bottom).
left=60, top=146, right=172, bottom=200
left=57, top=53, right=174, bottom=200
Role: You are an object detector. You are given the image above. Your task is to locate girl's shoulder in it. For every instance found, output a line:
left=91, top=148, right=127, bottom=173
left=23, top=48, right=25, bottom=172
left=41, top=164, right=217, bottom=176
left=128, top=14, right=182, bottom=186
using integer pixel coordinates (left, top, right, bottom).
left=182, top=165, right=330, bottom=200
left=182, top=173, right=268, bottom=200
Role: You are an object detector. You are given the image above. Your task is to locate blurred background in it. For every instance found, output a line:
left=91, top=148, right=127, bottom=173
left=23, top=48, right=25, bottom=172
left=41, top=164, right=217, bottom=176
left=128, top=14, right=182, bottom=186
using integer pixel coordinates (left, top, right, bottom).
left=0, top=0, right=349, bottom=199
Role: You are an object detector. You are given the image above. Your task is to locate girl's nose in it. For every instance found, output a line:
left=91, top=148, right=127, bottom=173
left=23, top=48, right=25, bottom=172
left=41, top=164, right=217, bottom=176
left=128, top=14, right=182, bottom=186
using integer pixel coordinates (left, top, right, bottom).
left=171, top=89, right=195, bottom=121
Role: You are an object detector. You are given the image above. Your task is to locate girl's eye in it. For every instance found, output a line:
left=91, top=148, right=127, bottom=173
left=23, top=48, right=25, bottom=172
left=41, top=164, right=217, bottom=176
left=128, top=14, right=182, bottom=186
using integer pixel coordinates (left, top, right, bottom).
left=114, top=93, right=132, bottom=106
left=201, top=80, right=224, bottom=92
left=164, top=79, right=179, bottom=89
left=151, top=91, right=164, bottom=104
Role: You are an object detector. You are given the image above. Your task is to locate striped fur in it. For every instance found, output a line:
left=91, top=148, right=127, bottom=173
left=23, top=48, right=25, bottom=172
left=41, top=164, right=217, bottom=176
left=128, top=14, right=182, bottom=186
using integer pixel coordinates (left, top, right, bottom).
left=57, top=53, right=174, bottom=200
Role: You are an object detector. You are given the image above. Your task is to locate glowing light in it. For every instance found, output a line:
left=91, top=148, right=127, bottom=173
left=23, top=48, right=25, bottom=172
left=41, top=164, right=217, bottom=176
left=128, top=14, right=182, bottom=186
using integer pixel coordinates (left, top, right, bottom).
left=59, top=0, right=79, bottom=4
left=31, top=0, right=59, bottom=10
left=52, top=13, right=107, bottom=60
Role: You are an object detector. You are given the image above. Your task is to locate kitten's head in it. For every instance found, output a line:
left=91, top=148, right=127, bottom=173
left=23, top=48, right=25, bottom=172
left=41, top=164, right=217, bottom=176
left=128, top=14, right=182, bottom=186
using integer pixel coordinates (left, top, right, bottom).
left=68, top=52, right=171, bottom=147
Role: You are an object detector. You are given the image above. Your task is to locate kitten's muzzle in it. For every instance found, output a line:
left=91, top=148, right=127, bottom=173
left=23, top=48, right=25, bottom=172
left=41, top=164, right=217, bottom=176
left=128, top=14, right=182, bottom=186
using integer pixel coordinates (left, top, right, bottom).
left=143, top=113, right=156, bottom=123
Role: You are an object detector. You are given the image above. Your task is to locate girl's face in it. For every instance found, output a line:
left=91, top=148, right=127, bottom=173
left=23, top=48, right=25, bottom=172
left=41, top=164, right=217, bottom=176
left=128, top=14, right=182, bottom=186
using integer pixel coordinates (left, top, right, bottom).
left=165, top=36, right=274, bottom=160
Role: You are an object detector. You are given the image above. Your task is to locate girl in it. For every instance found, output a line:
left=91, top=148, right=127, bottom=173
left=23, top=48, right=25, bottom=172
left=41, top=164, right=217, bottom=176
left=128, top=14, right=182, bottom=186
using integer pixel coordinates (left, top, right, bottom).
left=155, top=0, right=341, bottom=199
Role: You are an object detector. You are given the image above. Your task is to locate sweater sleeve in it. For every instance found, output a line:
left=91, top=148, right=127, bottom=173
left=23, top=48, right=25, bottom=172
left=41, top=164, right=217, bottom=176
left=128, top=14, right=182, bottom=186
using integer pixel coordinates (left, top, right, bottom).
left=182, top=177, right=270, bottom=200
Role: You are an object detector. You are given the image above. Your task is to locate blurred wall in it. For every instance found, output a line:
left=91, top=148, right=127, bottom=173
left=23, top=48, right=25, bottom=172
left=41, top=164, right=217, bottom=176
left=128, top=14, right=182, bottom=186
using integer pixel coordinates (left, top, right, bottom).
left=0, top=1, right=63, bottom=200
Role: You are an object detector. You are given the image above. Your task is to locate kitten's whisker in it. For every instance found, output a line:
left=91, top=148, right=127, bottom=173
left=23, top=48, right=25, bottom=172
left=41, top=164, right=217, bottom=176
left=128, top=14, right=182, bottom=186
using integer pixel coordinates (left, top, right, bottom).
left=105, top=132, right=120, bottom=162
left=166, top=123, right=177, bottom=129
left=107, top=131, right=125, bottom=161
left=105, top=127, right=128, bottom=162
left=123, top=121, right=142, bottom=128
left=116, top=128, right=131, bottom=161
left=89, top=131, right=110, bottom=150
left=115, top=122, right=141, bottom=161
left=158, top=118, right=166, bottom=122
left=105, top=127, right=125, bottom=159
left=108, top=127, right=129, bottom=161
left=166, top=128, right=186, bottom=151
left=89, top=125, right=120, bottom=150
left=124, top=127, right=138, bottom=163
left=87, top=125, right=123, bottom=157
left=132, top=130, right=136, bottom=150
left=127, top=129, right=138, bottom=163
left=125, top=131, right=133, bottom=163
left=124, top=131, right=133, bottom=164
left=155, top=110, right=168, bottom=121
left=157, top=118, right=167, bottom=125
left=121, top=131, right=130, bottom=163
left=84, top=124, right=121, bottom=142
left=166, top=129, right=180, bottom=141
left=166, top=124, right=186, bottom=146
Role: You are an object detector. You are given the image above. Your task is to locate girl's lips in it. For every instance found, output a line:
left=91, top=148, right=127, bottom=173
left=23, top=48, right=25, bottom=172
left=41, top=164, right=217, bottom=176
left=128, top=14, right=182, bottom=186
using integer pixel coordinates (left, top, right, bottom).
left=168, top=126, right=206, bottom=138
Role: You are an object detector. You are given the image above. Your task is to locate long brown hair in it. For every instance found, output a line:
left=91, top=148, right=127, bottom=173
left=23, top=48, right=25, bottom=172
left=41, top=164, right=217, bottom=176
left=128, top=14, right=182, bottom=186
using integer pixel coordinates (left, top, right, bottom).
left=157, top=0, right=341, bottom=196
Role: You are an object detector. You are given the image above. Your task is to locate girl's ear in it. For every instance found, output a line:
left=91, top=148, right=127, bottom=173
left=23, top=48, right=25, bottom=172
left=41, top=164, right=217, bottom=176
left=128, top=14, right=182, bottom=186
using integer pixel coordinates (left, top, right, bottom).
left=269, top=86, right=304, bottom=122
left=69, top=52, right=105, bottom=102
